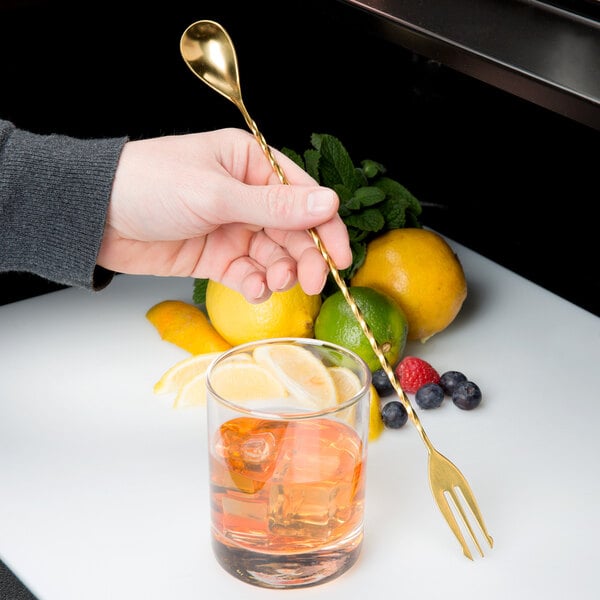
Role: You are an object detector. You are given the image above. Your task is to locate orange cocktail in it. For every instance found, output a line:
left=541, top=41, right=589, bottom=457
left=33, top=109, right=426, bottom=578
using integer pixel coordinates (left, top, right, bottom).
left=206, top=339, right=370, bottom=589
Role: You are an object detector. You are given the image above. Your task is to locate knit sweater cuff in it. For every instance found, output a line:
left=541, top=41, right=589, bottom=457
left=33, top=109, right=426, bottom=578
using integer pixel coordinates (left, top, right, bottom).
left=0, top=121, right=128, bottom=291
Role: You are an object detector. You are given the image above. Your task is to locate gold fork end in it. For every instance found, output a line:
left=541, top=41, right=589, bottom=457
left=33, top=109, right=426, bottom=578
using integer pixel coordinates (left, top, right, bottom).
left=433, top=482, right=494, bottom=559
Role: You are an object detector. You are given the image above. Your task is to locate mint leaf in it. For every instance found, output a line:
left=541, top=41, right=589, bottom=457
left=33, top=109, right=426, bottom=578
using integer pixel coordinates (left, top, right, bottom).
left=361, top=159, right=386, bottom=179
left=193, top=278, right=209, bottom=305
left=339, top=193, right=362, bottom=215
left=343, top=241, right=367, bottom=280
left=344, top=208, right=385, bottom=232
left=376, top=177, right=422, bottom=219
left=380, top=195, right=407, bottom=229
left=281, top=147, right=304, bottom=170
left=354, top=186, right=386, bottom=207
left=303, top=149, right=320, bottom=181
left=317, top=134, right=362, bottom=191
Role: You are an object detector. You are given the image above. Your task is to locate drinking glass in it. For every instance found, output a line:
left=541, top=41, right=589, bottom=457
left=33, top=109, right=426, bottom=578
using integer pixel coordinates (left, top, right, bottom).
left=205, top=337, right=371, bottom=589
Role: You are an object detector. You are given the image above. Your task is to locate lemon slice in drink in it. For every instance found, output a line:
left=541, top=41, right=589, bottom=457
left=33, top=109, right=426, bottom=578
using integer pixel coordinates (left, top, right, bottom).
left=328, top=366, right=362, bottom=427
left=328, top=367, right=384, bottom=441
left=208, top=361, right=288, bottom=403
left=175, top=357, right=284, bottom=408
left=328, top=366, right=362, bottom=402
left=253, top=343, right=337, bottom=410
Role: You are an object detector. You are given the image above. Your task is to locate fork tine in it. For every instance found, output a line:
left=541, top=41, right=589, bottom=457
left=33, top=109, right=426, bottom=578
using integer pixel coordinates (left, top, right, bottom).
left=432, top=486, right=474, bottom=560
left=452, top=478, right=494, bottom=551
left=448, top=487, right=484, bottom=558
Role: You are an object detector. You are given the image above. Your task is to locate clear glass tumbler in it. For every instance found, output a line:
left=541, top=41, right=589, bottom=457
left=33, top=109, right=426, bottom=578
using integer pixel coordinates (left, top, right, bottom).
left=206, top=337, right=371, bottom=589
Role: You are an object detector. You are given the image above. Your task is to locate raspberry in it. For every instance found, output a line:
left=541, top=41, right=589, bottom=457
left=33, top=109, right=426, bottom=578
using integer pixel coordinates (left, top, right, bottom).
left=395, top=356, right=440, bottom=394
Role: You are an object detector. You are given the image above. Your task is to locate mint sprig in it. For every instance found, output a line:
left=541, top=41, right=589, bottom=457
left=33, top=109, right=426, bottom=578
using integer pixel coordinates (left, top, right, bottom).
left=192, top=133, right=422, bottom=304
left=282, top=133, right=422, bottom=294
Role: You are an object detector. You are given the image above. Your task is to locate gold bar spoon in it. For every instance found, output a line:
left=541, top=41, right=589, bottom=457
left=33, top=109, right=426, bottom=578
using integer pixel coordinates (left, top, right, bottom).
left=180, top=19, right=493, bottom=559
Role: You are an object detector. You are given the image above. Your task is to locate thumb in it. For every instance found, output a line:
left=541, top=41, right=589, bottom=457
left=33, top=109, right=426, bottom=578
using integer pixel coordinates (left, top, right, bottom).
left=218, top=183, right=340, bottom=230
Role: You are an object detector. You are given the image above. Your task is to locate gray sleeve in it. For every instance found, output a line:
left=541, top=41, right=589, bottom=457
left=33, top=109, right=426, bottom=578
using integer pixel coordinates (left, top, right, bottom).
left=0, top=119, right=128, bottom=291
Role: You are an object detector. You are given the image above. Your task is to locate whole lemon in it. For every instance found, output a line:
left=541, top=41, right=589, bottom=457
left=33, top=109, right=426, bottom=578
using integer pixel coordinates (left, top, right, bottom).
left=314, top=286, right=408, bottom=372
left=205, top=281, right=322, bottom=346
left=351, top=228, right=467, bottom=343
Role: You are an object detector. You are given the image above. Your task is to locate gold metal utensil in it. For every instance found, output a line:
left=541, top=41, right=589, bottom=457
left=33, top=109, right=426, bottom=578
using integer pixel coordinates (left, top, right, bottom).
left=180, top=19, right=493, bottom=560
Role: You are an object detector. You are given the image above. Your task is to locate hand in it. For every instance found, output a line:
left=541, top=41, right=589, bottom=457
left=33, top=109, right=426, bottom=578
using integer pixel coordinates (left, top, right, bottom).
left=98, top=128, right=352, bottom=303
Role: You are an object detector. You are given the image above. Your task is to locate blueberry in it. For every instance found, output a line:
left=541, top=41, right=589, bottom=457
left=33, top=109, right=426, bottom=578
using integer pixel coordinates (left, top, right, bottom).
left=439, top=371, right=467, bottom=396
left=380, top=401, right=408, bottom=428
left=452, top=381, right=482, bottom=410
left=415, top=383, right=444, bottom=409
left=372, top=368, right=395, bottom=397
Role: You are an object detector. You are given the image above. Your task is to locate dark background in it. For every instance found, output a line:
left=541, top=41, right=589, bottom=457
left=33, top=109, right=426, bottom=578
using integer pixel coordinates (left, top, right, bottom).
left=1, top=0, right=598, bottom=315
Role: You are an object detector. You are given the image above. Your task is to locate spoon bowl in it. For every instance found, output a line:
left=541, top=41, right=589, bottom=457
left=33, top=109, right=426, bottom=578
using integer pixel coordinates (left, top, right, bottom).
left=180, top=20, right=244, bottom=110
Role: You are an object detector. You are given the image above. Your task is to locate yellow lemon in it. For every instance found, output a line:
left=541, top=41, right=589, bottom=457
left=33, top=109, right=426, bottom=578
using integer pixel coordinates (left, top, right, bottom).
left=252, top=343, right=337, bottom=409
left=351, top=228, right=467, bottom=343
left=205, top=281, right=322, bottom=346
left=314, top=286, right=408, bottom=372
left=146, top=300, right=232, bottom=355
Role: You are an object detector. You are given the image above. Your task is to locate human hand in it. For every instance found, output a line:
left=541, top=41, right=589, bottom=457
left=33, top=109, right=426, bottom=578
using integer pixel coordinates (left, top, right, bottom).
left=97, top=128, right=352, bottom=302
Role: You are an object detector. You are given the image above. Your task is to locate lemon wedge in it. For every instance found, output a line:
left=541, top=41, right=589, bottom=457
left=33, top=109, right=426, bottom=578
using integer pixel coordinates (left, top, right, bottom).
left=368, top=385, right=385, bottom=442
left=153, top=352, right=222, bottom=395
left=174, top=370, right=210, bottom=408
left=154, top=351, right=253, bottom=408
left=252, top=343, right=337, bottom=409
left=146, top=300, right=232, bottom=354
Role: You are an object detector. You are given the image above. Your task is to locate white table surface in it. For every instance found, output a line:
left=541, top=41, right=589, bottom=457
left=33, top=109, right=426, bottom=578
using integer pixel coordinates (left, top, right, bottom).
left=1, top=240, right=599, bottom=600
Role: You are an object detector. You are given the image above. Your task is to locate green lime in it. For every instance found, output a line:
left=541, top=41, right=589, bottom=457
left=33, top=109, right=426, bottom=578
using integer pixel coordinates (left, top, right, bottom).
left=314, top=286, right=408, bottom=372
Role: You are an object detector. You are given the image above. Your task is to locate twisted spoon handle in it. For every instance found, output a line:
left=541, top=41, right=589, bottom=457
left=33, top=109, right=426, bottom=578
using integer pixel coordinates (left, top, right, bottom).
left=238, top=100, right=433, bottom=450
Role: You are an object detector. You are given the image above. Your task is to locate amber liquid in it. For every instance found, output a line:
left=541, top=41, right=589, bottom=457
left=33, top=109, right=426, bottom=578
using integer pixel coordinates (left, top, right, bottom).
left=209, top=416, right=366, bottom=588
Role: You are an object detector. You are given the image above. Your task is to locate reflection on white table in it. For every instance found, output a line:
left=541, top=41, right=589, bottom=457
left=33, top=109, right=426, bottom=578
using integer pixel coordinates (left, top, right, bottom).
left=1, top=239, right=599, bottom=600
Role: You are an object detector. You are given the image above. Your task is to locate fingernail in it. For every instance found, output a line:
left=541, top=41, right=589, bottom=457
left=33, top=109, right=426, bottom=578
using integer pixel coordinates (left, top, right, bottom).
left=308, top=189, right=335, bottom=215
left=277, top=270, right=293, bottom=291
left=318, top=270, right=328, bottom=292
left=252, top=281, right=266, bottom=301
left=319, top=271, right=329, bottom=292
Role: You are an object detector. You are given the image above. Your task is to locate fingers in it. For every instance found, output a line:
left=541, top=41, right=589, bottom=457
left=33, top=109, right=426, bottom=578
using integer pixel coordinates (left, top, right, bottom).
left=214, top=230, right=299, bottom=303
left=247, top=231, right=296, bottom=293
left=248, top=222, right=352, bottom=299
left=215, top=228, right=334, bottom=302
left=218, top=259, right=296, bottom=304
left=217, top=255, right=271, bottom=304
left=264, top=215, right=352, bottom=274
